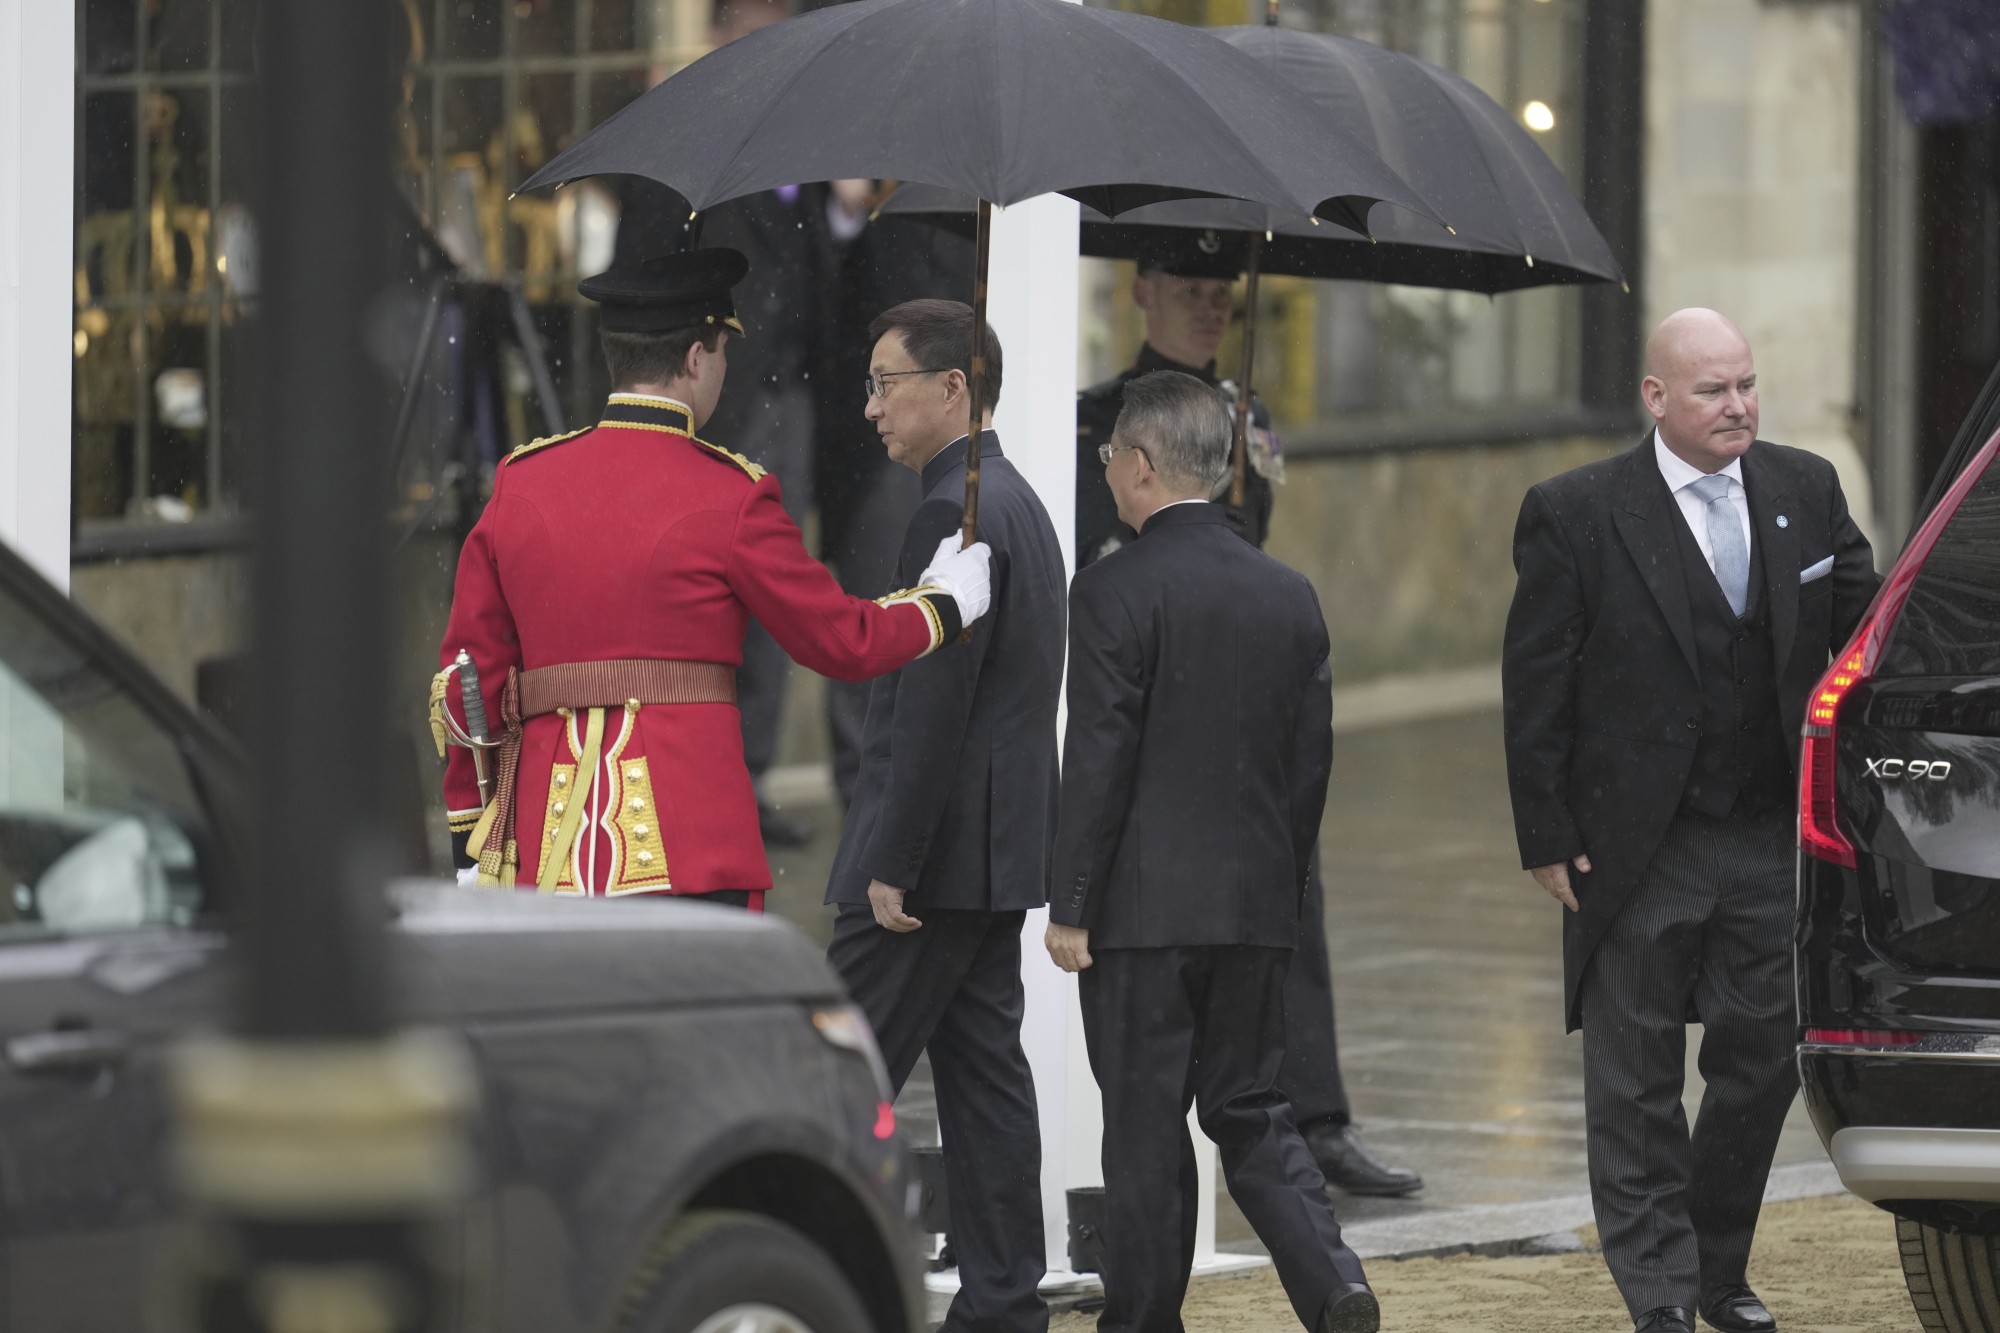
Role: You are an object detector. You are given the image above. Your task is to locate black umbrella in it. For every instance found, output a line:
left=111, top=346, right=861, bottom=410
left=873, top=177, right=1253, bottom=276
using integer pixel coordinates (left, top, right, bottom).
left=518, top=0, right=1440, bottom=546
left=884, top=18, right=1625, bottom=504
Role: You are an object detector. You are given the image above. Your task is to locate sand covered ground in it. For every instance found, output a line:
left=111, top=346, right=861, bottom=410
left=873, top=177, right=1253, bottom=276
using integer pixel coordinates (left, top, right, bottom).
left=1051, top=1193, right=1917, bottom=1333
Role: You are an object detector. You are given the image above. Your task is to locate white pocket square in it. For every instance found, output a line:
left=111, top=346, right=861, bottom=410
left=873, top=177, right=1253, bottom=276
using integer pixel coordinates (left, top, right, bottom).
left=1800, top=555, right=1834, bottom=584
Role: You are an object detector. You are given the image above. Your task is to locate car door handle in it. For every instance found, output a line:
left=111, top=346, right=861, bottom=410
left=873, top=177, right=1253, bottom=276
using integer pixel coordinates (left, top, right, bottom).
left=6, top=1027, right=131, bottom=1076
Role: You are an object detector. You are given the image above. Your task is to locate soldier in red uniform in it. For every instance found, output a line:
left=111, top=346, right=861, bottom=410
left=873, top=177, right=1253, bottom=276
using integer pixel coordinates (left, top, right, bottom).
left=430, top=248, right=992, bottom=909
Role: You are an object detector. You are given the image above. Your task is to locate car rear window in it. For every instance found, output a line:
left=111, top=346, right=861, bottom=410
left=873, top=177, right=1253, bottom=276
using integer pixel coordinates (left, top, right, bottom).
left=1881, top=452, right=2000, bottom=677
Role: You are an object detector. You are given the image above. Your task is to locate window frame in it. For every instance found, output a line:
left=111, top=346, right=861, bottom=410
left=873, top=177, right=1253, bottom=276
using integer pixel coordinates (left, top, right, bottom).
left=0, top=535, right=248, bottom=929
left=73, top=0, right=255, bottom=540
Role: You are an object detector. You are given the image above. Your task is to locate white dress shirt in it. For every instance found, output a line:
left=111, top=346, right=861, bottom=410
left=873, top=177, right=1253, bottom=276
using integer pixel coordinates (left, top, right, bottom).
left=1654, top=430, right=1752, bottom=574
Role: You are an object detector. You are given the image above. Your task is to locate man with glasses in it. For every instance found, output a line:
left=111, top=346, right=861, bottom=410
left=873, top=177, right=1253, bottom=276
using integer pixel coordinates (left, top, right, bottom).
left=1078, top=234, right=1422, bottom=1202
left=825, top=299, right=1066, bottom=1333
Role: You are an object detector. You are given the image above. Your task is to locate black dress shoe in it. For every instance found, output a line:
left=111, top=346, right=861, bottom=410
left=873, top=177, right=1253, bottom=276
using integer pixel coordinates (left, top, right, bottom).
left=1304, top=1121, right=1423, bottom=1197
left=1700, top=1286, right=1775, bottom=1333
left=1635, top=1308, right=1694, bottom=1333
left=1315, top=1283, right=1380, bottom=1333
left=757, top=801, right=815, bottom=849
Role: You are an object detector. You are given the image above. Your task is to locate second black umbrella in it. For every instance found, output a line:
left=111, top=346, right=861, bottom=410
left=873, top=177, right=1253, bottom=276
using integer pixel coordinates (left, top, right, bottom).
left=519, top=0, right=1441, bottom=546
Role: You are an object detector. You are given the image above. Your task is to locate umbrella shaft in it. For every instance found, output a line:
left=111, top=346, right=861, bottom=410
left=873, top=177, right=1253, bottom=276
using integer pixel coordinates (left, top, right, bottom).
left=1230, top=231, right=1265, bottom=509
left=962, top=199, right=993, bottom=550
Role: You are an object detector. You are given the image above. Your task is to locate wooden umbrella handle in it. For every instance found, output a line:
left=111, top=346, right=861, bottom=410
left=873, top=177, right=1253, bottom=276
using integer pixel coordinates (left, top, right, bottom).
left=956, top=199, right=994, bottom=643
left=962, top=198, right=993, bottom=550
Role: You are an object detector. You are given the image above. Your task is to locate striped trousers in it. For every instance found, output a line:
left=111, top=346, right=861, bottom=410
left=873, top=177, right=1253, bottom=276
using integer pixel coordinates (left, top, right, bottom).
left=1579, top=808, right=1797, bottom=1318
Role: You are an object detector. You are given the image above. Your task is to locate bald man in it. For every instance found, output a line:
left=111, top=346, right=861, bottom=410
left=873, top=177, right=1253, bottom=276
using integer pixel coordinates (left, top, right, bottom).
left=1501, top=310, right=1877, bottom=1333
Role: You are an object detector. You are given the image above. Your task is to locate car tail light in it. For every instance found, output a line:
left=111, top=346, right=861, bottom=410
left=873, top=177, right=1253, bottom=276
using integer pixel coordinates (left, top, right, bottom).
left=1799, top=426, right=2000, bottom=865
left=1800, top=643, right=1867, bottom=867
left=1803, top=1027, right=1925, bottom=1047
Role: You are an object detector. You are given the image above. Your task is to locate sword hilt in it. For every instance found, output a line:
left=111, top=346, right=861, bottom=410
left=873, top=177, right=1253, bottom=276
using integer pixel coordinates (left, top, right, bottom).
left=454, top=650, right=490, bottom=745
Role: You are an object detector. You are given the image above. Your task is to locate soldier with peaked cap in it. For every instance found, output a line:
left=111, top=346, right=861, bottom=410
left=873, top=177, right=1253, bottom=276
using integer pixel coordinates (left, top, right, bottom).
left=431, top=247, right=993, bottom=909
left=1074, top=230, right=1280, bottom=567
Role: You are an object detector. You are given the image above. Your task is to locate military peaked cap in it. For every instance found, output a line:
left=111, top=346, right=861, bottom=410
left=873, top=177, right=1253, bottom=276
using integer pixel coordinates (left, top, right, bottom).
left=579, top=247, right=750, bottom=335
left=1135, top=229, right=1245, bottom=280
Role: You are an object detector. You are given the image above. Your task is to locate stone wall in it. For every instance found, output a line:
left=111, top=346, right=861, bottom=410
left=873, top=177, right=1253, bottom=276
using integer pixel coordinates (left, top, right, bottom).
left=1644, top=0, right=1874, bottom=541
left=70, top=553, right=249, bottom=703
left=1264, top=434, right=1628, bottom=684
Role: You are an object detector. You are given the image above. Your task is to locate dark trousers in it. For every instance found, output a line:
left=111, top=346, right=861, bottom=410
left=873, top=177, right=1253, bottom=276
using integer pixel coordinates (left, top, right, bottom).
left=728, top=383, right=816, bottom=781
left=1080, top=945, right=1367, bottom=1333
left=1281, top=857, right=1352, bottom=1127
left=820, top=459, right=920, bottom=804
left=1580, top=810, right=1797, bottom=1318
left=828, top=906, right=1047, bottom=1333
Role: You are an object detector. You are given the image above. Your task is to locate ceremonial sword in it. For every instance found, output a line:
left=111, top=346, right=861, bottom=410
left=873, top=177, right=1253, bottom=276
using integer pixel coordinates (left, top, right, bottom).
left=454, top=649, right=494, bottom=806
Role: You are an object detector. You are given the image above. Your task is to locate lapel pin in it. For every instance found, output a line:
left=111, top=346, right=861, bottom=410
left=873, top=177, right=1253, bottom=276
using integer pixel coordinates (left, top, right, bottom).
left=1776, top=515, right=1789, bottom=528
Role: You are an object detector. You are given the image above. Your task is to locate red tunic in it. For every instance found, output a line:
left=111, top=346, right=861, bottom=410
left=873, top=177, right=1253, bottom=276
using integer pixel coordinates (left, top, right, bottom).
left=436, top=393, right=953, bottom=898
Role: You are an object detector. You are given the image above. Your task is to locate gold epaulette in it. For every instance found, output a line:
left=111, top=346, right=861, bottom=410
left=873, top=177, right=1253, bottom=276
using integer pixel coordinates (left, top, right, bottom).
left=692, top=436, right=767, bottom=482
left=503, top=424, right=593, bottom=466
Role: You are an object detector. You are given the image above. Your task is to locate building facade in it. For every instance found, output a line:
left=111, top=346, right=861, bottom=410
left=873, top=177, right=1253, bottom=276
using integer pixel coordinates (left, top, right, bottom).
left=3, top=0, right=1993, bottom=776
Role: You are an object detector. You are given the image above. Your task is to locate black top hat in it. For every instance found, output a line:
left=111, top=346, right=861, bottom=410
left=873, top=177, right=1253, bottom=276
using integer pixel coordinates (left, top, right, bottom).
left=578, top=247, right=750, bottom=335
left=1134, top=229, right=1245, bottom=281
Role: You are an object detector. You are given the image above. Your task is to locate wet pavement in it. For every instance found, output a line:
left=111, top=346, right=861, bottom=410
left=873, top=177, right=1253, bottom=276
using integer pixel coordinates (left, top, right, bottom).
left=759, top=703, right=1827, bottom=1257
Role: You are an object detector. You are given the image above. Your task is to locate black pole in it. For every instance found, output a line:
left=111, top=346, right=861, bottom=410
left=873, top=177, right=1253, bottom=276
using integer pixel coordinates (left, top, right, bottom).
left=506, top=282, right=569, bottom=436
left=248, top=2, right=395, bottom=1038
left=172, top=7, right=474, bottom=1330
left=388, top=276, right=450, bottom=502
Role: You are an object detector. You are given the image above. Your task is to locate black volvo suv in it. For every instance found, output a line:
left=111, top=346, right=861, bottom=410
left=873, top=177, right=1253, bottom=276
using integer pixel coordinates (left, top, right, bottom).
left=1797, top=359, right=2000, bottom=1332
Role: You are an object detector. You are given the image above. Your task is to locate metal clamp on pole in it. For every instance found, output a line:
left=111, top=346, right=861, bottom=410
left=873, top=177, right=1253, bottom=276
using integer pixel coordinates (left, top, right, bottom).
left=170, top=1032, right=479, bottom=1332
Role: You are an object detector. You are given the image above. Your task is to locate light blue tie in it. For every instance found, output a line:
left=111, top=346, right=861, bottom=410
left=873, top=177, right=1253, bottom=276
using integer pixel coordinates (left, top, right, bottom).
left=1689, top=473, right=1749, bottom=616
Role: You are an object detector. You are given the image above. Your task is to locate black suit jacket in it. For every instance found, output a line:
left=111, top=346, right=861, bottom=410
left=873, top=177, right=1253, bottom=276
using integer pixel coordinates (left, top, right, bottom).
left=1502, top=436, right=1878, bottom=1030
left=1049, top=503, right=1333, bottom=949
left=825, top=433, right=1066, bottom=912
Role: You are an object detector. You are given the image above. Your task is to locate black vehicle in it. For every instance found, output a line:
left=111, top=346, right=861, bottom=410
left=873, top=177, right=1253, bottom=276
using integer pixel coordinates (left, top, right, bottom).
left=0, top=539, right=922, bottom=1333
left=1797, top=357, right=2000, bottom=1333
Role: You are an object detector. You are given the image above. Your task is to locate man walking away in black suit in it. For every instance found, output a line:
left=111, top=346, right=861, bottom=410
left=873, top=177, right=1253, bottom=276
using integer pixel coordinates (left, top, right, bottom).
left=825, top=301, right=1066, bottom=1333
left=1046, top=371, right=1378, bottom=1333
left=1503, top=309, right=1877, bottom=1333
left=1076, top=233, right=1417, bottom=1200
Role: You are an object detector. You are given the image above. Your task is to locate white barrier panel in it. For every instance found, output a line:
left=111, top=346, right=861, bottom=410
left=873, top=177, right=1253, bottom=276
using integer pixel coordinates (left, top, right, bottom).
left=0, top=0, right=75, bottom=589
left=985, top=190, right=1094, bottom=1284
left=945, top=189, right=1261, bottom=1295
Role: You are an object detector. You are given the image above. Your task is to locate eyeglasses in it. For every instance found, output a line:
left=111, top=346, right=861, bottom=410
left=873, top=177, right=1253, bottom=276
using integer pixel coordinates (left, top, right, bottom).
left=864, top=368, right=949, bottom=398
left=1097, top=441, right=1149, bottom=467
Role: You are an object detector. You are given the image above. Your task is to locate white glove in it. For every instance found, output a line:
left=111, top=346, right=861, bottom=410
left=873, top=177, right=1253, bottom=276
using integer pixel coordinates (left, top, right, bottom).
left=455, top=865, right=478, bottom=887
left=920, top=534, right=993, bottom=627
